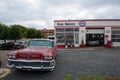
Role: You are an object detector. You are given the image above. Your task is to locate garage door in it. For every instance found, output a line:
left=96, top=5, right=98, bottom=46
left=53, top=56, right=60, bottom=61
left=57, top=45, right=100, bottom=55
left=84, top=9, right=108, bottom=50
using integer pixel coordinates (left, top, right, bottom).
left=112, top=29, right=120, bottom=46
left=86, top=29, right=104, bottom=34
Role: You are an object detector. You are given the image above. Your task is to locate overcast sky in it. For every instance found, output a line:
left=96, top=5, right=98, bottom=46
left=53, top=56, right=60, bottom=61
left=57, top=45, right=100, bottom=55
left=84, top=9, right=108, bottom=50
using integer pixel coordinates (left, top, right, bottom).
left=0, top=0, right=120, bottom=29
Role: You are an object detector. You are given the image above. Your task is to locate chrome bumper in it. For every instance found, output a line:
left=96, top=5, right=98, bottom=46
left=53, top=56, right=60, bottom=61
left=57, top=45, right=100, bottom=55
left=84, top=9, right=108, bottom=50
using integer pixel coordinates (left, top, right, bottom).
left=7, top=59, right=55, bottom=71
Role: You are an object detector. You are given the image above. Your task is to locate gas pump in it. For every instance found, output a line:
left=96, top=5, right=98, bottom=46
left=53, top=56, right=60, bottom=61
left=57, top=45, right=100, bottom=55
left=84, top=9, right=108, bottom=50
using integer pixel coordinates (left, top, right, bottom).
left=105, top=35, right=112, bottom=48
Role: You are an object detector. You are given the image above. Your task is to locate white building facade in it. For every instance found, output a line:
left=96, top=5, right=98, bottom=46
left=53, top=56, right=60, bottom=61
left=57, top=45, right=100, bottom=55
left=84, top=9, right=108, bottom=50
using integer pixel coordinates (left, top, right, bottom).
left=54, top=19, right=120, bottom=48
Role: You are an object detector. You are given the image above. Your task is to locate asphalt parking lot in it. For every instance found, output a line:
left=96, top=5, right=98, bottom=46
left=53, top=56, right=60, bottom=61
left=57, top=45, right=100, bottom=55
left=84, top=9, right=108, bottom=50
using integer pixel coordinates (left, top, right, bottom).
left=1, top=47, right=120, bottom=80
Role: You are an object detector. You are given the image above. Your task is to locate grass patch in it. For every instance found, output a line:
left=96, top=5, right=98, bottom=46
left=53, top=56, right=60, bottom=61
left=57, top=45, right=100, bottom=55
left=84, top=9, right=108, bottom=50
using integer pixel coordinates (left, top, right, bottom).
left=64, top=74, right=119, bottom=80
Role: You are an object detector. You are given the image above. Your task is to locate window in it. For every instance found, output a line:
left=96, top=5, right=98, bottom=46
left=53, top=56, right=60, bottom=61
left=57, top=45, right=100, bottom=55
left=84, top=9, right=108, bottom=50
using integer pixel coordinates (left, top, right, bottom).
left=56, top=33, right=65, bottom=44
left=64, top=33, right=74, bottom=45
left=75, top=33, right=79, bottom=44
left=65, top=28, right=74, bottom=32
left=56, top=28, right=77, bottom=44
left=29, top=40, right=53, bottom=47
left=112, top=29, right=120, bottom=42
left=56, top=33, right=74, bottom=44
left=75, top=28, right=79, bottom=32
left=56, top=28, right=64, bottom=32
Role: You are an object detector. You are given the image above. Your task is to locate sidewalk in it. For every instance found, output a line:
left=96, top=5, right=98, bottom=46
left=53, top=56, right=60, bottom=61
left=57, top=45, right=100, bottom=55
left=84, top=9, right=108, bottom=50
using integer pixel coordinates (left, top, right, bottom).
left=0, top=67, right=11, bottom=78
left=57, top=47, right=105, bottom=50
left=57, top=46, right=107, bottom=51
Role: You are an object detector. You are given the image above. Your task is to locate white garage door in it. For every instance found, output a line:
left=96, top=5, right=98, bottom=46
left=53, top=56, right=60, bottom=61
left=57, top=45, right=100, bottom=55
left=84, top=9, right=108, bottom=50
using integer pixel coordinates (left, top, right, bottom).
left=112, top=29, right=120, bottom=46
left=86, top=29, right=104, bottom=34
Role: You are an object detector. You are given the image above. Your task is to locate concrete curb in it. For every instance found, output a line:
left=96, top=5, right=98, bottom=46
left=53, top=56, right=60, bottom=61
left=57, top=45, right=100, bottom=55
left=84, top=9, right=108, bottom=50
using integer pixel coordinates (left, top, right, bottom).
left=58, top=48, right=94, bottom=50
left=0, top=68, right=11, bottom=78
left=57, top=47, right=108, bottom=51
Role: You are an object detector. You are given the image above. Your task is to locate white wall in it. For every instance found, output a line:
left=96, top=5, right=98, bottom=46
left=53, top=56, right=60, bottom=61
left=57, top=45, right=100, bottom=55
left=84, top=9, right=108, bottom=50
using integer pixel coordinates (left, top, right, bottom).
left=86, top=29, right=104, bottom=34
left=79, top=27, right=86, bottom=45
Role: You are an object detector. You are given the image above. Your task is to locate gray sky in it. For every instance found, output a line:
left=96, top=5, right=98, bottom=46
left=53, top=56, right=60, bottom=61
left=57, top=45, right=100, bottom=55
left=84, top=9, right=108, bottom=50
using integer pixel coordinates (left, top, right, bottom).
left=0, top=0, right=120, bottom=29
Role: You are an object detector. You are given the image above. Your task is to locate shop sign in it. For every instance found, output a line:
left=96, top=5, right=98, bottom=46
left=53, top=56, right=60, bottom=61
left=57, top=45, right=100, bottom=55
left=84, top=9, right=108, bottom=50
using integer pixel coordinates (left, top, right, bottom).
left=65, top=23, right=75, bottom=25
left=57, top=22, right=75, bottom=26
left=57, top=23, right=64, bottom=25
left=79, top=21, right=86, bottom=26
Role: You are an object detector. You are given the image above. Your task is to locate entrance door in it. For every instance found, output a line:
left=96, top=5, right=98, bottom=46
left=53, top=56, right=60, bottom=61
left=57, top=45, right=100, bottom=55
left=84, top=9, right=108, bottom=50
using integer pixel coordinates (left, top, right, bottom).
left=74, top=33, right=79, bottom=47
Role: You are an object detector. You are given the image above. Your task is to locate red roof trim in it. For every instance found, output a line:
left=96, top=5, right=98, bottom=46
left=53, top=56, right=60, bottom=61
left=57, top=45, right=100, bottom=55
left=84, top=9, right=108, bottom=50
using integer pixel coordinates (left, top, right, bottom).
left=54, top=26, right=120, bottom=28
left=54, top=19, right=120, bottom=22
left=54, top=26, right=80, bottom=28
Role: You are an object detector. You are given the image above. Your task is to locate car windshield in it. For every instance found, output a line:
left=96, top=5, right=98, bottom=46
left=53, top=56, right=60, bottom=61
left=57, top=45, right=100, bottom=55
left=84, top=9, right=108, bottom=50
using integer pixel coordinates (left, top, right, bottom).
left=29, top=40, right=53, bottom=47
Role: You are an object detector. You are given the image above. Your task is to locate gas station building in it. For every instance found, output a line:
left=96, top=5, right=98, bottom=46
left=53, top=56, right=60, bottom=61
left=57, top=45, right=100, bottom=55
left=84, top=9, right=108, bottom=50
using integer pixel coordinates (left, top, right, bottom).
left=54, top=19, right=120, bottom=48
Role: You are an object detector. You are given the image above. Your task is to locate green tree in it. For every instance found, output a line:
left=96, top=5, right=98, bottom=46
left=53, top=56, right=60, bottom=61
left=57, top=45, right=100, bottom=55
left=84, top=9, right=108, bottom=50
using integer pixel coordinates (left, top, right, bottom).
left=35, top=30, right=44, bottom=38
left=26, top=28, right=37, bottom=39
left=0, top=23, right=9, bottom=41
left=0, top=23, right=44, bottom=40
left=0, top=23, right=5, bottom=39
left=27, top=28, right=44, bottom=39
left=16, top=25, right=27, bottom=38
left=9, top=25, right=22, bottom=41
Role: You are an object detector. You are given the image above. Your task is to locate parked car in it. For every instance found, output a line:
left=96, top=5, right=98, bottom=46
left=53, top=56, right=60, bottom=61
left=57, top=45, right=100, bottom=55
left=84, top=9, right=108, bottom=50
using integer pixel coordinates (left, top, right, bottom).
left=7, top=39, right=57, bottom=71
left=87, top=38, right=100, bottom=46
left=87, top=40, right=100, bottom=46
left=1, top=42, right=14, bottom=50
left=14, top=42, right=25, bottom=49
left=1, top=41, right=26, bottom=50
left=0, top=40, right=5, bottom=49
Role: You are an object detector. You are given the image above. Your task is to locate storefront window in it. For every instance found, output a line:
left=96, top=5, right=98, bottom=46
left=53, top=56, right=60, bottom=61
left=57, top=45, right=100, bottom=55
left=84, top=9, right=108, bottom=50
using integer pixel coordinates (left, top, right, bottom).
left=64, top=33, right=74, bottom=45
left=56, top=28, right=78, bottom=45
left=56, top=33, right=64, bottom=44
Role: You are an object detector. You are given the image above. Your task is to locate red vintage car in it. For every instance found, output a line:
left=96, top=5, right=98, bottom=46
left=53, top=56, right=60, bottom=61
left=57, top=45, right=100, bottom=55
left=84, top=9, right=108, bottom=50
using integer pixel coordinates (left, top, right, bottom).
left=7, top=39, right=57, bottom=71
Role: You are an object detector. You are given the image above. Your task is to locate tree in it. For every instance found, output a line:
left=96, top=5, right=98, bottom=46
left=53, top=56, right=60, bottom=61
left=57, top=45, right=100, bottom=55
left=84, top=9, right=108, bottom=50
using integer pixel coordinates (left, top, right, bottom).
left=26, top=28, right=37, bottom=39
left=9, top=25, right=22, bottom=41
left=27, top=28, right=44, bottom=39
left=16, top=25, right=27, bottom=38
left=0, top=23, right=5, bottom=39
left=35, top=30, right=44, bottom=38
left=0, top=23, right=44, bottom=40
left=0, top=23, right=9, bottom=40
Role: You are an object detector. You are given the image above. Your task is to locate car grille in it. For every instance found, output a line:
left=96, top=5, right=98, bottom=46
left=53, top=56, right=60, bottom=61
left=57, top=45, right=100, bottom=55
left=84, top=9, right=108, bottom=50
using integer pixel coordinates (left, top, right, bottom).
left=17, top=54, right=43, bottom=60
left=8, top=61, right=52, bottom=67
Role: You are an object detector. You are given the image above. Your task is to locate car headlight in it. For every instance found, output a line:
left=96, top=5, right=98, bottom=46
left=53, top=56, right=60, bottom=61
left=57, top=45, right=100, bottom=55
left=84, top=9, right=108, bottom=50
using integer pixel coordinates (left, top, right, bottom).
left=7, top=54, right=16, bottom=59
left=44, top=56, right=53, bottom=60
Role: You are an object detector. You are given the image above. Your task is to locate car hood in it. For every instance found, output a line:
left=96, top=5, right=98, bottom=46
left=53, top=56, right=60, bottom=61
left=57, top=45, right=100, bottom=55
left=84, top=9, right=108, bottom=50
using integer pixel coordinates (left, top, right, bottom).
left=16, top=46, right=52, bottom=55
